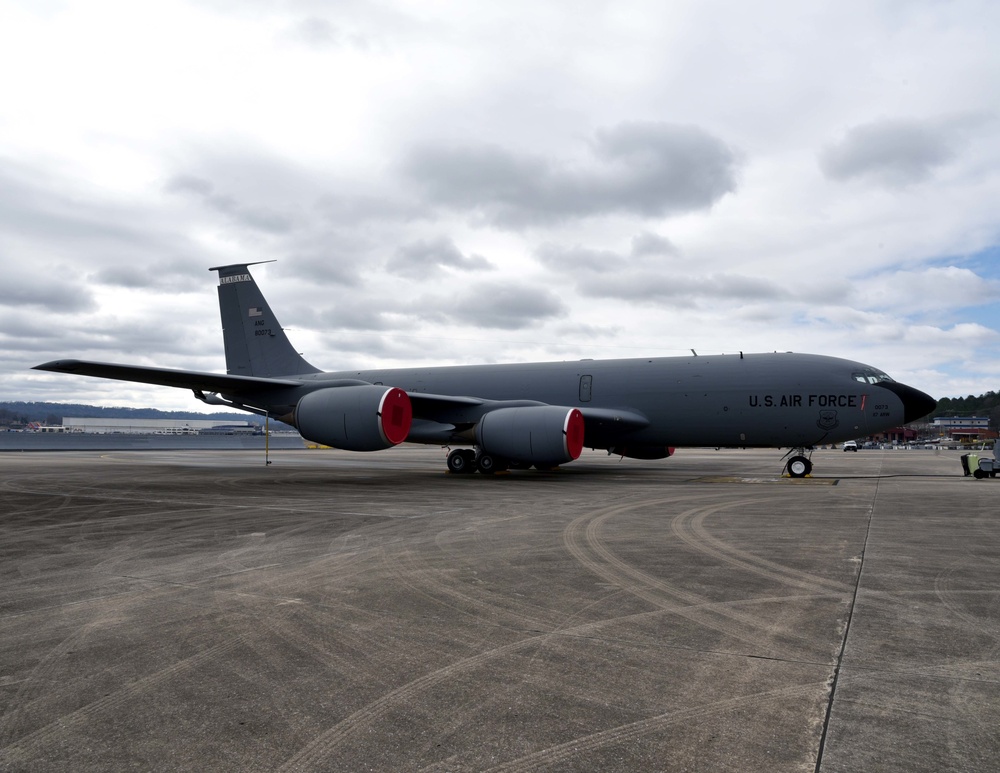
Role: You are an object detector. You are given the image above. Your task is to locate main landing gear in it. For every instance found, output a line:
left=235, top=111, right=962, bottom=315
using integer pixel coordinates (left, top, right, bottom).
left=446, top=448, right=477, bottom=474
left=783, top=448, right=814, bottom=478
left=445, top=448, right=516, bottom=475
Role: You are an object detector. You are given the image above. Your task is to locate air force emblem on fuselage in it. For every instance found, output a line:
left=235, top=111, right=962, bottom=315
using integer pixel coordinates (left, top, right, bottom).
left=816, top=410, right=839, bottom=431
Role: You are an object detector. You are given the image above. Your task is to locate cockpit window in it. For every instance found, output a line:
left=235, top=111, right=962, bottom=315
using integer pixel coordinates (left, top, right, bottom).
left=852, top=369, right=895, bottom=385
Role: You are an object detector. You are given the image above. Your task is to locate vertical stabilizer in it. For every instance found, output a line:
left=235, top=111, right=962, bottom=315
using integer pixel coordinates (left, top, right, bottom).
left=210, top=262, right=320, bottom=377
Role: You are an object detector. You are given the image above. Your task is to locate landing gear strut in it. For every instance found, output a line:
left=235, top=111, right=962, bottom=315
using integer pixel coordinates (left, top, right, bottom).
left=783, top=449, right=814, bottom=478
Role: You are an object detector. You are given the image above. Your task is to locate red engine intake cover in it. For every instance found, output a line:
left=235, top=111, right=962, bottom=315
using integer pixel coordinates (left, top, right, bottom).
left=564, top=408, right=585, bottom=460
left=379, top=387, right=413, bottom=446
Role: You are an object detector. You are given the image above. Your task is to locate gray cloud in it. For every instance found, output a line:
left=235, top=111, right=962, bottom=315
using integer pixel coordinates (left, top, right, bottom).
left=282, top=17, right=342, bottom=48
left=591, top=123, right=738, bottom=213
left=165, top=174, right=294, bottom=234
left=2, top=306, right=218, bottom=362
left=91, top=265, right=166, bottom=290
left=577, top=271, right=791, bottom=305
left=552, top=320, right=625, bottom=343
left=278, top=16, right=376, bottom=50
left=0, top=269, right=96, bottom=314
left=280, top=239, right=366, bottom=287
left=306, top=296, right=400, bottom=332
left=852, top=266, right=1000, bottom=312
left=417, top=281, right=567, bottom=329
left=314, top=192, right=422, bottom=225
left=160, top=150, right=418, bottom=290
left=0, top=163, right=144, bottom=247
left=386, top=236, right=493, bottom=278
left=819, top=118, right=957, bottom=186
left=401, top=122, right=738, bottom=227
left=89, top=260, right=209, bottom=292
left=536, top=232, right=681, bottom=277
left=202, top=0, right=414, bottom=47
left=0, top=161, right=219, bottom=307
left=535, top=243, right=625, bottom=273
left=630, top=231, right=680, bottom=257
left=0, top=161, right=207, bottom=295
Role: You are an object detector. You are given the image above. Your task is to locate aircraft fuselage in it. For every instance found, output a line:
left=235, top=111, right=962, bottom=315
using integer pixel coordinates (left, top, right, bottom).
left=246, top=351, right=924, bottom=450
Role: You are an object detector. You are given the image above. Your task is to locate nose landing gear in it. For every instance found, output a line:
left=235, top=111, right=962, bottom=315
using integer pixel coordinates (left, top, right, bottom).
left=783, top=449, right=814, bottom=478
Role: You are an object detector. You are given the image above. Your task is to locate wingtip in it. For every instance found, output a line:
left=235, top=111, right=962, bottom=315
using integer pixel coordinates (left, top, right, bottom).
left=33, top=359, right=80, bottom=372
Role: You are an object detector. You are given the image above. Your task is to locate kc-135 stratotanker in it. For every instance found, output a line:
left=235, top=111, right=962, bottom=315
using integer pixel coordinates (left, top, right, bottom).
left=35, top=262, right=937, bottom=476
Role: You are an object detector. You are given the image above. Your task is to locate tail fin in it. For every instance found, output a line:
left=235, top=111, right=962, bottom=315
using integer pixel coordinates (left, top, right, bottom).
left=210, top=262, right=320, bottom=377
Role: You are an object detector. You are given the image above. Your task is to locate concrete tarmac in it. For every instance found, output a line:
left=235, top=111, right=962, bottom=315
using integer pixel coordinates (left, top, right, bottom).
left=0, top=447, right=996, bottom=772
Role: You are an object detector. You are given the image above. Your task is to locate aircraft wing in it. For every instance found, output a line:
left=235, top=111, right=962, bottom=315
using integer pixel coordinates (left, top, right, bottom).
left=33, top=359, right=302, bottom=393
left=407, top=391, right=649, bottom=439
left=407, top=392, right=489, bottom=412
left=33, top=361, right=651, bottom=445
left=575, top=406, right=650, bottom=433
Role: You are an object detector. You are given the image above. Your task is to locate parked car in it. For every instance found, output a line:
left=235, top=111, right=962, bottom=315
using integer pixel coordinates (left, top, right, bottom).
left=843, top=441, right=858, bottom=452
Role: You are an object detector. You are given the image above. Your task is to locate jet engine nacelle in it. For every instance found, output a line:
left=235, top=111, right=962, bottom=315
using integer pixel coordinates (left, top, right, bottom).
left=476, top=406, right=585, bottom=465
left=294, top=385, right=412, bottom=452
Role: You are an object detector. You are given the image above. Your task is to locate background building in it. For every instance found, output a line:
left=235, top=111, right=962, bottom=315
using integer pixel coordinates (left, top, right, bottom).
left=62, top=418, right=254, bottom=435
left=932, top=416, right=995, bottom=441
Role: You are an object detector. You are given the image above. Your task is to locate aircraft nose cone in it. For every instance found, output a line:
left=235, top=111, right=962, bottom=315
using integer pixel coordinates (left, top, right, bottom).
left=878, top=382, right=937, bottom=423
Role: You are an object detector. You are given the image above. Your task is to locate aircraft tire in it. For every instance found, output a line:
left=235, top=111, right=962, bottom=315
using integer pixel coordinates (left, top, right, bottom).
left=787, top=456, right=812, bottom=478
left=476, top=453, right=498, bottom=474
left=447, top=449, right=477, bottom=474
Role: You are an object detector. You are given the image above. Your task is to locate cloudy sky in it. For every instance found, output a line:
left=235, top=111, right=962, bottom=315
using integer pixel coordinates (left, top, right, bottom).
left=3, top=0, right=999, bottom=412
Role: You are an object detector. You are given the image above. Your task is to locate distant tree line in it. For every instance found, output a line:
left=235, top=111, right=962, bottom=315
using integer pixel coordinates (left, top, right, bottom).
left=929, top=391, right=1000, bottom=429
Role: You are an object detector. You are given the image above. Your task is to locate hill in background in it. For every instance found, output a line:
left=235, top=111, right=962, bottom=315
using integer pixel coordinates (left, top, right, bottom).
left=932, top=392, right=1000, bottom=428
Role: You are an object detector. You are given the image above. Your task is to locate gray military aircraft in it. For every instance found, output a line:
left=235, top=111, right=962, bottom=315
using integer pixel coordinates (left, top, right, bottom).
left=35, top=262, right=936, bottom=476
